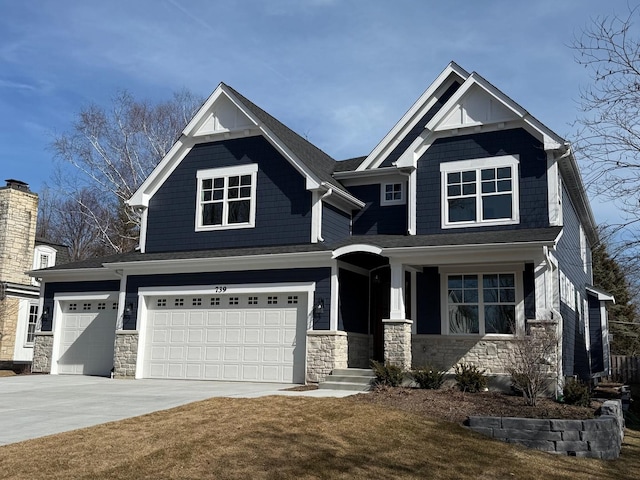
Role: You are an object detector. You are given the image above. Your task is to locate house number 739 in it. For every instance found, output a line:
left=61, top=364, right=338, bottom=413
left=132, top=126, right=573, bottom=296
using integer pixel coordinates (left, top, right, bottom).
left=213, top=286, right=227, bottom=293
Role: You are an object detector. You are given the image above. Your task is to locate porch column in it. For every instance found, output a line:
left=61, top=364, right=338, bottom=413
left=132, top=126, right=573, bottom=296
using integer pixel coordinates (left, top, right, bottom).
left=389, top=261, right=405, bottom=320
left=384, top=261, right=412, bottom=369
left=383, top=319, right=412, bottom=369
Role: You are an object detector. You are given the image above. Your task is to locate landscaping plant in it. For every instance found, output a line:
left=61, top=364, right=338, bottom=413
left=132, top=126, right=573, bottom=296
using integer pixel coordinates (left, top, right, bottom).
left=411, top=365, right=445, bottom=390
left=370, top=360, right=405, bottom=387
left=454, top=363, right=487, bottom=393
left=562, top=378, right=591, bottom=407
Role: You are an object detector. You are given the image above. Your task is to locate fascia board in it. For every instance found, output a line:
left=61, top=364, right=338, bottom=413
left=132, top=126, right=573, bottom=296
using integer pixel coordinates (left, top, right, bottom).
left=382, top=241, right=557, bottom=264
left=27, top=268, right=121, bottom=282
left=102, top=250, right=332, bottom=275
left=586, top=285, right=615, bottom=303
left=357, top=62, right=470, bottom=172
left=182, top=84, right=227, bottom=137
left=320, top=182, right=365, bottom=209
left=425, top=73, right=566, bottom=151
left=333, top=166, right=400, bottom=181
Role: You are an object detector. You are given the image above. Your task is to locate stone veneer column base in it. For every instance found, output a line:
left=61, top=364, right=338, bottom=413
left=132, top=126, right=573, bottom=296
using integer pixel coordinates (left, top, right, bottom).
left=383, top=319, right=412, bottom=369
left=32, top=332, right=54, bottom=373
left=113, top=331, right=139, bottom=379
left=306, top=331, right=348, bottom=383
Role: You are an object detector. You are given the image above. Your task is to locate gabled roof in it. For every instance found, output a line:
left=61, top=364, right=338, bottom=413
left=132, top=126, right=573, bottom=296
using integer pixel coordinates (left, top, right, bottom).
left=128, top=83, right=362, bottom=209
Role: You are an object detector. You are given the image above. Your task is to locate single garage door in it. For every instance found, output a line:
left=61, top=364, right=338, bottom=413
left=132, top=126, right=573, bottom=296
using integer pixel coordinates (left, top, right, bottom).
left=57, top=298, right=118, bottom=376
left=143, top=292, right=307, bottom=383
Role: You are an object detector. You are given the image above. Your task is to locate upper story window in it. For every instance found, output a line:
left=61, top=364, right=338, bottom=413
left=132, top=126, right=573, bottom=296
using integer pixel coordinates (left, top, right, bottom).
left=380, top=182, right=405, bottom=206
left=195, top=164, right=258, bottom=231
left=440, top=155, right=519, bottom=228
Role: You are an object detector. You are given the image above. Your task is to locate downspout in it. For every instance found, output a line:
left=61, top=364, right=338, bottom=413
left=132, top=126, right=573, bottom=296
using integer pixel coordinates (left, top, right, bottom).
left=316, top=188, right=333, bottom=242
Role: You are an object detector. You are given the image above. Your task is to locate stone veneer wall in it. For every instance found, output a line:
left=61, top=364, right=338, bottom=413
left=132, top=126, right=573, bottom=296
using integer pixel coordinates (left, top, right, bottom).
left=113, top=331, right=138, bottom=378
left=383, top=320, right=412, bottom=369
left=346, top=332, right=372, bottom=369
left=306, top=331, right=348, bottom=382
left=0, top=296, right=20, bottom=361
left=31, top=333, right=53, bottom=373
left=468, top=400, right=624, bottom=459
left=412, top=321, right=558, bottom=380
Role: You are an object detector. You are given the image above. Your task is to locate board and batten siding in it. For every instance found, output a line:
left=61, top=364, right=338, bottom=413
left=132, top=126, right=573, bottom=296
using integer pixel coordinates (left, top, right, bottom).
left=145, top=136, right=312, bottom=253
left=415, top=128, right=549, bottom=235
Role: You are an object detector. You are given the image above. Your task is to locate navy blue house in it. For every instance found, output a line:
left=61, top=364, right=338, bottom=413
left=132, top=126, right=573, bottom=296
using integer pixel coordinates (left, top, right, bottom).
left=30, top=63, right=613, bottom=391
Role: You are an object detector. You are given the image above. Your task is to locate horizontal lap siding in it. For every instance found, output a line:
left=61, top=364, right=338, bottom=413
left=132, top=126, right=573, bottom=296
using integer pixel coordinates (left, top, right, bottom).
left=417, top=267, right=440, bottom=334
left=145, top=136, right=312, bottom=253
left=348, top=184, right=407, bottom=235
left=41, top=280, right=121, bottom=331
left=322, top=204, right=351, bottom=243
left=416, top=129, right=549, bottom=235
left=557, top=186, right=591, bottom=379
left=124, top=268, right=331, bottom=330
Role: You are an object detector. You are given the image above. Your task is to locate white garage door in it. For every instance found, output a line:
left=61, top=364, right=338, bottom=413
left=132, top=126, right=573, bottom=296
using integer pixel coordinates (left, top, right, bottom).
left=143, top=293, right=307, bottom=383
left=57, top=298, right=118, bottom=376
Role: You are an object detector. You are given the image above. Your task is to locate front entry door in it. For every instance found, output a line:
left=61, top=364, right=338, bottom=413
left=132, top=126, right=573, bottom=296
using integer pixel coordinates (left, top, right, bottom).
left=370, top=266, right=390, bottom=361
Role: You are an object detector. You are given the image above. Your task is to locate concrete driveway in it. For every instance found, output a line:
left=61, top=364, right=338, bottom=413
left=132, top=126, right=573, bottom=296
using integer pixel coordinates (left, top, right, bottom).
left=0, top=375, right=360, bottom=446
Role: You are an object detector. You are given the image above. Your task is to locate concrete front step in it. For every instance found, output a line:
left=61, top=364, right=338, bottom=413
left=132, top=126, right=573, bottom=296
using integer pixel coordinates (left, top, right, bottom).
left=318, top=368, right=375, bottom=392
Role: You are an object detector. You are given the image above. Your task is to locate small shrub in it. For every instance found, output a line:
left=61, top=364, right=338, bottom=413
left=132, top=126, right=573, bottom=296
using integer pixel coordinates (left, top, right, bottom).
left=563, top=378, right=591, bottom=407
left=454, top=363, right=487, bottom=393
left=370, top=360, right=405, bottom=387
left=411, top=365, right=445, bottom=390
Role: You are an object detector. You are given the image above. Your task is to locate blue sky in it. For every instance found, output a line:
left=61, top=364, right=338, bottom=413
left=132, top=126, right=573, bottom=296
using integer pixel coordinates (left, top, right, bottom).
left=0, top=0, right=636, bottom=226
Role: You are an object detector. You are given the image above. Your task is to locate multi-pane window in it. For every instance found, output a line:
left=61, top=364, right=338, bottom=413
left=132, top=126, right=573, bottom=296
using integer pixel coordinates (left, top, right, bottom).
left=196, top=164, right=258, bottom=230
left=441, top=156, right=519, bottom=227
left=26, top=304, right=38, bottom=344
left=210, top=297, right=220, bottom=306
left=381, top=182, right=405, bottom=205
left=228, top=297, right=239, bottom=305
left=248, top=296, right=258, bottom=305
left=192, top=298, right=202, bottom=306
left=267, top=296, right=278, bottom=305
left=447, top=273, right=516, bottom=335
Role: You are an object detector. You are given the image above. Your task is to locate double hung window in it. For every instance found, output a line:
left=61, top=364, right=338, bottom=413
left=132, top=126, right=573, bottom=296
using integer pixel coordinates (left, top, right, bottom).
left=440, top=155, right=519, bottom=227
left=444, top=271, right=520, bottom=335
left=196, top=164, right=258, bottom=231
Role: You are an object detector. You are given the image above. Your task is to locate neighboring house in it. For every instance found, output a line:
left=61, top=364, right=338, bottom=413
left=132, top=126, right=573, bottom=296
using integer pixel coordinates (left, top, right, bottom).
left=29, top=63, right=613, bottom=391
left=0, top=179, right=69, bottom=369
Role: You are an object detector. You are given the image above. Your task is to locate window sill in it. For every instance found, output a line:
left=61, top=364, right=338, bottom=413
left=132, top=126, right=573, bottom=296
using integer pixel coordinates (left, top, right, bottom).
left=195, top=223, right=255, bottom=232
left=442, top=219, right=519, bottom=229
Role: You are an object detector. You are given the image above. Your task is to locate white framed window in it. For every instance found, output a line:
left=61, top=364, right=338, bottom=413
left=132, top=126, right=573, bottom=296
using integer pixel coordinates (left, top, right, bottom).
left=579, top=224, right=587, bottom=272
left=25, top=303, right=39, bottom=345
left=440, top=155, right=519, bottom=228
left=195, top=164, right=258, bottom=231
left=380, top=182, right=405, bottom=206
left=440, top=265, right=524, bottom=335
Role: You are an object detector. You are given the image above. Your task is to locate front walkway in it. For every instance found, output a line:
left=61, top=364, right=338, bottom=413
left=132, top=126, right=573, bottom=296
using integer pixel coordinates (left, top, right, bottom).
left=0, top=375, right=362, bottom=445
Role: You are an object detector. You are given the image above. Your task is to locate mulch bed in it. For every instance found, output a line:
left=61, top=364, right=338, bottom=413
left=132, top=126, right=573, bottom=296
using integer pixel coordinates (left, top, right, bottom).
left=351, top=386, right=602, bottom=425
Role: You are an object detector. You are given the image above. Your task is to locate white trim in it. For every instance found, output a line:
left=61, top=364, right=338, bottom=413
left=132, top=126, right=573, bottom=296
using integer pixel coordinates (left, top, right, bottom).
left=410, top=270, right=417, bottom=333
left=311, top=190, right=322, bottom=243
left=408, top=169, right=417, bottom=235
left=332, top=244, right=383, bottom=259
left=439, top=264, right=525, bottom=336
left=50, top=291, right=119, bottom=375
left=134, top=282, right=315, bottom=379
left=440, top=155, right=520, bottom=228
left=138, top=207, right=148, bottom=253
left=330, top=263, right=339, bottom=331
left=195, top=163, right=258, bottom=232
left=389, top=261, right=405, bottom=320
left=358, top=62, right=470, bottom=171
left=380, top=182, right=406, bottom=206
left=546, top=151, right=562, bottom=227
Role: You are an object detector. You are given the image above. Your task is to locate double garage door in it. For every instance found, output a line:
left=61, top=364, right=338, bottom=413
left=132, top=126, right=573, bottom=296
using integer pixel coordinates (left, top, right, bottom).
left=142, top=292, right=307, bottom=383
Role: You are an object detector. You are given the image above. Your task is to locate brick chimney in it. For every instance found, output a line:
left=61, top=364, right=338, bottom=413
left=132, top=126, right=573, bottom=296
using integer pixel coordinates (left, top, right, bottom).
left=0, top=179, right=39, bottom=285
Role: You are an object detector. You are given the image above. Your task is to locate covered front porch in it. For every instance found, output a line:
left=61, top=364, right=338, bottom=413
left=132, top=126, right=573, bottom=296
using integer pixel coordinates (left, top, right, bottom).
left=305, top=235, right=562, bottom=386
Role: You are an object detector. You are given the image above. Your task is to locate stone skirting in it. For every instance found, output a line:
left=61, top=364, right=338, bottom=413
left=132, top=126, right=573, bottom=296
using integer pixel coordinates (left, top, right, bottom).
left=113, top=331, right=138, bottom=378
left=383, top=319, right=412, bottom=369
left=31, top=332, right=54, bottom=373
left=468, top=400, right=624, bottom=459
left=306, top=331, right=348, bottom=383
